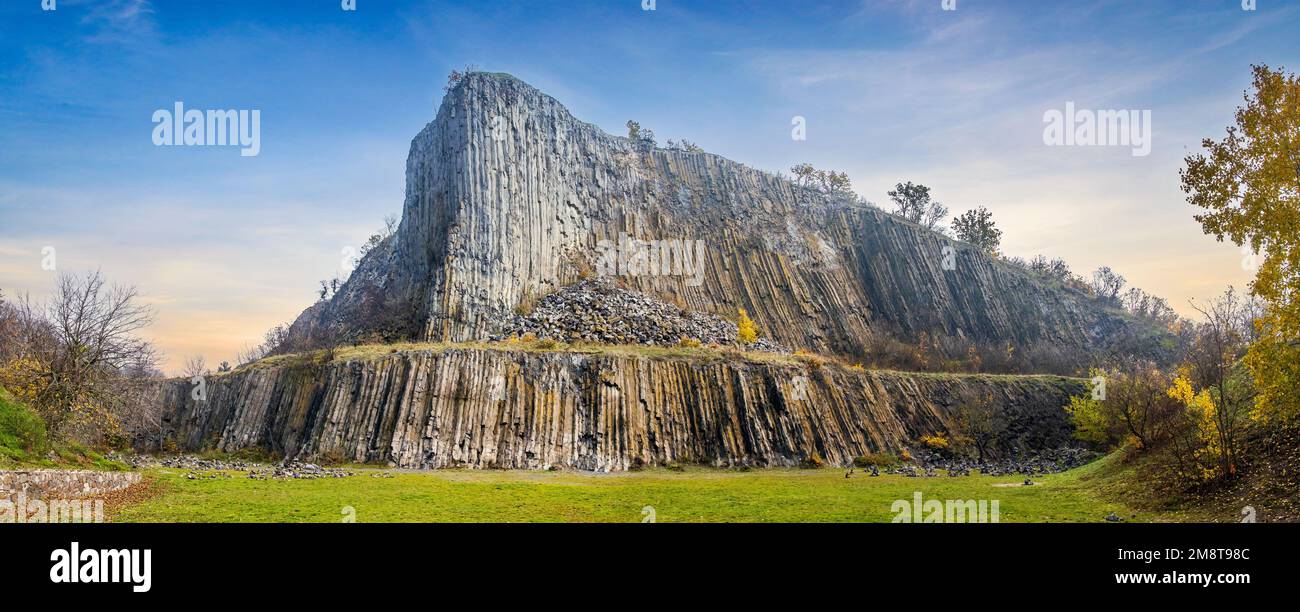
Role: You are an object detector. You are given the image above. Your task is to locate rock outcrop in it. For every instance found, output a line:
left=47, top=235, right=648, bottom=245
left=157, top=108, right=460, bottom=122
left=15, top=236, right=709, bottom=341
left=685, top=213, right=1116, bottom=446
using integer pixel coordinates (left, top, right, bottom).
left=281, top=72, right=1155, bottom=367
left=154, top=348, right=1085, bottom=471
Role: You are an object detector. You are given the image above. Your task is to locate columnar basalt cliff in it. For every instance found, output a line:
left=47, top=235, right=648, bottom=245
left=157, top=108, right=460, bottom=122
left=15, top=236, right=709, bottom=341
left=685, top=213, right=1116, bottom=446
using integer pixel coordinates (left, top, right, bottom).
left=155, top=349, right=1085, bottom=470
left=281, top=72, right=1151, bottom=362
left=174, top=73, right=1159, bottom=470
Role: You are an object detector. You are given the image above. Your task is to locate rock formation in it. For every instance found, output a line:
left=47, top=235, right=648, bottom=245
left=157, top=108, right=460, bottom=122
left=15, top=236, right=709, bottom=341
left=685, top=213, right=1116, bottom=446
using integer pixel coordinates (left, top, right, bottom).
left=149, top=73, right=1162, bottom=470
left=281, top=72, right=1157, bottom=366
left=155, top=348, right=1085, bottom=470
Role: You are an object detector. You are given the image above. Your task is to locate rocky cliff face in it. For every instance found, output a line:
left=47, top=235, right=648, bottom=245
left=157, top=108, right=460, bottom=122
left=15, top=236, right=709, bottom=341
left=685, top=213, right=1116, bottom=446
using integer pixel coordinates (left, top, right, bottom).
left=155, top=348, right=1084, bottom=471
left=281, top=72, right=1147, bottom=365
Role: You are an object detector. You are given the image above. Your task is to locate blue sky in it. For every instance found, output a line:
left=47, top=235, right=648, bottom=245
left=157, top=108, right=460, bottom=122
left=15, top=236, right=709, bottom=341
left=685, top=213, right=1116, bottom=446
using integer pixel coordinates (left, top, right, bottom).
left=1, top=0, right=1296, bottom=372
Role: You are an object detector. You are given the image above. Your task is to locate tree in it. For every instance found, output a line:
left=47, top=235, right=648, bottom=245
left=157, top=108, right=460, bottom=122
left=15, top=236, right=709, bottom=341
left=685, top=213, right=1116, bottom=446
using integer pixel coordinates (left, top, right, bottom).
left=736, top=309, right=758, bottom=345
left=1067, top=363, right=1184, bottom=451
left=216, top=361, right=232, bottom=373
left=822, top=170, right=852, bottom=194
left=1180, top=64, right=1300, bottom=421
left=666, top=139, right=703, bottom=153
left=236, top=322, right=293, bottom=364
left=1175, top=288, right=1255, bottom=479
left=443, top=64, right=479, bottom=93
left=790, top=163, right=817, bottom=187
left=887, top=181, right=947, bottom=231
left=1121, top=287, right=1179, bottom=326
left=0, top=271, right=159, bottom=437
left=182, top=355, right=207, bottom=378
left=949, top=207, right=1002, bottom=254
left=626, top=120, right=655, bottom=151
left=1090, top=266, right=1127, bottom=302
left=790, top=164, right=852, bottom=196
left=952, top=391, right=1005, bottom=461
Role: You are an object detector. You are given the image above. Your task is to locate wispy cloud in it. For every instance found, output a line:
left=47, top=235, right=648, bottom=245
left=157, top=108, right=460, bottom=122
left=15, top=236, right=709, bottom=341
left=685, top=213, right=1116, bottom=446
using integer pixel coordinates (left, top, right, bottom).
left=77, top=0, right=156, bottom=43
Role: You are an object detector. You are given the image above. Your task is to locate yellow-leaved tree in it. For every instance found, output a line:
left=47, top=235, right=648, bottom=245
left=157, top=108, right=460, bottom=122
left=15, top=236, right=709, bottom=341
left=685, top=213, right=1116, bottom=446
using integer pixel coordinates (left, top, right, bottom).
left=1180, top=64, right=1300, bottom=422
left=736, top=308, right=758, bottom=345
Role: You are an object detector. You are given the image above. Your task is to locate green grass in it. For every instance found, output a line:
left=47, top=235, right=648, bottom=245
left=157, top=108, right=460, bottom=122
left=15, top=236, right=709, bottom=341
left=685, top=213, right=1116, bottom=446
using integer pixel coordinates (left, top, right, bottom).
left=221, top=340, right=1085, bottom=386
left=0, top=385, right=49, bottom=465
left=113, top=457, right=1170, bottom=523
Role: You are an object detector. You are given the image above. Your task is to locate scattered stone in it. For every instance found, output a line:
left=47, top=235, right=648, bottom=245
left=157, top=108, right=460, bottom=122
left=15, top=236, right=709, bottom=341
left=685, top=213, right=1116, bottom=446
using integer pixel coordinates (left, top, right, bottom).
left=245, top=460, right=355, bottom=480
left=492, top=279, right=787, bottom=352
left=898, top=447, right=1098, bottom=477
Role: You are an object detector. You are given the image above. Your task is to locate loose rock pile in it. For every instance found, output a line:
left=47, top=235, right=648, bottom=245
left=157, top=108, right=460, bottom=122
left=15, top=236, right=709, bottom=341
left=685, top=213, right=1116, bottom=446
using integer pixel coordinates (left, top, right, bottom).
left=113, top=454, right=361, bottom=480
left=245, top=461, right=355, bottom=480
left=896, top=447, right=1098, bottom=477
left=493, top=279, right=787, bottom=352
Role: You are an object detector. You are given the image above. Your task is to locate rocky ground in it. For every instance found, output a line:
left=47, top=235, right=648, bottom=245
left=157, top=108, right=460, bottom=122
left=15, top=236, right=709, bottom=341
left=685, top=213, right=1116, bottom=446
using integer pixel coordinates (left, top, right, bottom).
left=493, top=279, right=787, bottom=352
left=108, top=454, right=370, bottom=480
left=876, top=447, right=1099, bottom=478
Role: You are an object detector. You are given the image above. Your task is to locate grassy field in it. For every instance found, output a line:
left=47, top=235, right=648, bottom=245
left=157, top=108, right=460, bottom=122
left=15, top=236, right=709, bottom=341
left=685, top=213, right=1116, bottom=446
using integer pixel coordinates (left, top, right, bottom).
left=112, top=455, right=1181, bottom=523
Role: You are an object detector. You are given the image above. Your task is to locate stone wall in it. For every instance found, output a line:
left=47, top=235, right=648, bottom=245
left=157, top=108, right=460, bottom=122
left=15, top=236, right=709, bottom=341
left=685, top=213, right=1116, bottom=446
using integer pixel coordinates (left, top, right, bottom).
left=1, top=470, right=141, bottom=502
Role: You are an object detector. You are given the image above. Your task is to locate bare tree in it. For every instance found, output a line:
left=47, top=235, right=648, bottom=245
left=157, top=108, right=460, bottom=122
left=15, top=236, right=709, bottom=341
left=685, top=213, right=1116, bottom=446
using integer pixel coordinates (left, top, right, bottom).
left=953, top=391, right=1006, bottom=461
left=182, top=355, right=207, bottom=378
left=4, top=271, right=159, bottom=436
left=235, top=321, right=293, bottom=364
left=1185, top=287, right=1255, bottom=479
left=1090, top=266, right=1126, bottom=302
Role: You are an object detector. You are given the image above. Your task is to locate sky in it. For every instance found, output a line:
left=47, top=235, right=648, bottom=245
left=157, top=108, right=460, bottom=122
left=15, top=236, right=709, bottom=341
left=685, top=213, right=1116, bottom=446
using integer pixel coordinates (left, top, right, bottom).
left=1, top=0, right=1296, bottom=374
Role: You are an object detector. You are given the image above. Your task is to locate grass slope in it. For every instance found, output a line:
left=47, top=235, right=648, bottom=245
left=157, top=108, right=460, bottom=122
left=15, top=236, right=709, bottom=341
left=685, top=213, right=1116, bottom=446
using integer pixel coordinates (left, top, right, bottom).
left=114, top=457, right=1169, bottom=523
left=0, top=386, right=48, bottom=466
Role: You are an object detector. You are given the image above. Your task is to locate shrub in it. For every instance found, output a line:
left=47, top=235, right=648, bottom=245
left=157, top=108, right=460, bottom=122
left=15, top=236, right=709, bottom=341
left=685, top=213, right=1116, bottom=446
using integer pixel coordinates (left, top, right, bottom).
left=920, top=433, right=950, bottom=450
left=0, top=387, right=49, bottom=460
left=793, top=349, right=828, bottom=370
left=533, top=337, right=561, bottom=351
left=799, top=454, right=825, bottom=469
left=678, top=337, right=702, bottom=348
left=736, top=308, right=758, bottom=345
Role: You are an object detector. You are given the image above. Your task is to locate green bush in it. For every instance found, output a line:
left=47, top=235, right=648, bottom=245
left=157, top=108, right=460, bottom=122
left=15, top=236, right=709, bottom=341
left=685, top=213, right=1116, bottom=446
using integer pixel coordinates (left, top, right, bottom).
left=0, top=387, right=49, bottom=461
